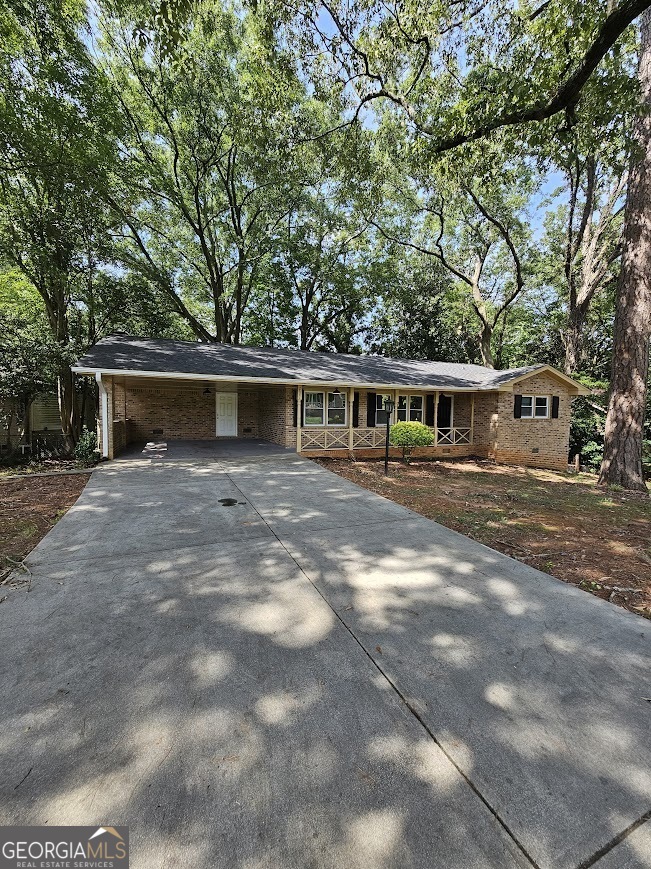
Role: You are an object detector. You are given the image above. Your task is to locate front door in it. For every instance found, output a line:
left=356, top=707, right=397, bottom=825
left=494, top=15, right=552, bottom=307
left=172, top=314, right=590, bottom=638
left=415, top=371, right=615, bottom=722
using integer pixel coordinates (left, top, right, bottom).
left=216, top=392, right=238, bottom=436
left=437, top=394, right=453, bottom=429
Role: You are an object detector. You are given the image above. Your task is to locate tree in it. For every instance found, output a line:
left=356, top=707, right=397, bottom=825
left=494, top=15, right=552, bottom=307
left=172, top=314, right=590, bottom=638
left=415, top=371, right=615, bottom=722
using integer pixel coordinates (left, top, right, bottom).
left=101, top=0, right=317, bottom=344
left=599, top=9, right=651, bottom=491
left=281, top=1, right=646, bottom=153
left=539, top=158, right=626, bottom=374
left=0, top=269, right=60, bottom=454
left=280, top=0, right=648, bottom=487
left=273, top=188, right=370, bottom=351
left=0, top=0, right=118, bottom=450
left=370, top=168, right=534, bottom=368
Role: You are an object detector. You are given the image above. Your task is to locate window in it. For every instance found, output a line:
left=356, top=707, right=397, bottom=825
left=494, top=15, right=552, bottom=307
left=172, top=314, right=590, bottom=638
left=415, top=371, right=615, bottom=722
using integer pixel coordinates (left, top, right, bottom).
left=520, top=396, right=533, bottom=418
left=397, top=394, right=423, bottom=422
left=304, top=392, right=324, bottom=426
left=520, top=395, right=549, bottom=419
left=376, top=393, right=393, bottom=425
left=327, top=391, right=346, bottom=425
left=304, top=391, right=347, bottom=426
left=409, top=395, right=423, bottom=422
left=534, top=396, right=549, bottom=418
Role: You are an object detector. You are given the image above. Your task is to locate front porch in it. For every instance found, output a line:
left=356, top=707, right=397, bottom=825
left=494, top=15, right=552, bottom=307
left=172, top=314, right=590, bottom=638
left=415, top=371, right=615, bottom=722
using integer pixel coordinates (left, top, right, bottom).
left=295, top=386, right=477, bottom=457
left=299, top=425, right=473, bottom=452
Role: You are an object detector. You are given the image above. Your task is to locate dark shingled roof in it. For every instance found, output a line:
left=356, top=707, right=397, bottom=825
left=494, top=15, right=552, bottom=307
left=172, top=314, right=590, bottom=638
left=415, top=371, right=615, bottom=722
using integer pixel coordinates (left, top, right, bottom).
left=74, top=334, right=546, bottom=390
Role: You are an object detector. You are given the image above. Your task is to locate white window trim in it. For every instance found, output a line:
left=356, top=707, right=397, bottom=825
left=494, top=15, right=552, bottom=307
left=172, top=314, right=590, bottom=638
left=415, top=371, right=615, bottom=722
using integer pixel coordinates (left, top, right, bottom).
left=303, top=390, right=348, bottom=427
left=520, top=394, right=550, bottom=419
left=397, top=393, right=425, bottom=423
left=375, top=392, right=395, bottom=426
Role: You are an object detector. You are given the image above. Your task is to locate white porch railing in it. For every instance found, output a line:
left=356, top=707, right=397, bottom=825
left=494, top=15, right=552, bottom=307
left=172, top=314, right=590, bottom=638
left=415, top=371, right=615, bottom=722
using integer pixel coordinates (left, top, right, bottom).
left=299, top=426, right=473, bottom=450
left=301, top=428, right=350, bottom=450
left=435, top=427, right=472, bottom=445
left=352, top=428, right=388, bottom=449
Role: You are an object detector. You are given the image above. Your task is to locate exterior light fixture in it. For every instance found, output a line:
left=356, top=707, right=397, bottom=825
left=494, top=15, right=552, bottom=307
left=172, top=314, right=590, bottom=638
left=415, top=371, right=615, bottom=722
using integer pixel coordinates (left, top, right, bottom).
left=203, top=388, right=211, bottom=396
left=383, top=396, right=395, bottom=476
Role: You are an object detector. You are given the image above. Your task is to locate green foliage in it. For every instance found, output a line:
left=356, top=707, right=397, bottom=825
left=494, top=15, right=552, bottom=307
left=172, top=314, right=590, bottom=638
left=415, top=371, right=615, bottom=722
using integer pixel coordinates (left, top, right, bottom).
left=0, top=0, right=645, bottom=477
left=73, top=426, right=98, bottom=466
left=0, top=270, right=60, bottom=402
left=580, top=441, right=604, bottom=472
left=643, top=441, right=651, bottom=480
left=389, top=421, right=435, bottom=463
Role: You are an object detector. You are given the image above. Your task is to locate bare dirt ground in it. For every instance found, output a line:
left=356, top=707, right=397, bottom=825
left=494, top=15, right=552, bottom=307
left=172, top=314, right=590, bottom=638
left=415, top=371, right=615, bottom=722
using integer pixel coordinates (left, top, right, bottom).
left=316, top=457, right=651, bottom=619
left=0, top=459, right=87, bottom=477
left=0, top=473, right=89, bottom=584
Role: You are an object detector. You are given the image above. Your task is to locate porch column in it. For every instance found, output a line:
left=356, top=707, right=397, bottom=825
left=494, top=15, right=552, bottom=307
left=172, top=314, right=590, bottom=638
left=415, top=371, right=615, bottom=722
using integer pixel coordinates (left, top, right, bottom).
left=296, top=385, right=303, bottom=453
left=434, top=390, right=439, bottom=446
left=470, top=393, right=475, bottom=444
left=96, top=372, right=109, bottom=459
left=348, top=386, right=354, bottom=453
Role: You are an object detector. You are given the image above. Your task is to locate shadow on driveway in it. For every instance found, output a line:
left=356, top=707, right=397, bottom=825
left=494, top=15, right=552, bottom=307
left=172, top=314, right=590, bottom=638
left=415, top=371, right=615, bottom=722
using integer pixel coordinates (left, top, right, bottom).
left=0, top=453, right=649, bottom=869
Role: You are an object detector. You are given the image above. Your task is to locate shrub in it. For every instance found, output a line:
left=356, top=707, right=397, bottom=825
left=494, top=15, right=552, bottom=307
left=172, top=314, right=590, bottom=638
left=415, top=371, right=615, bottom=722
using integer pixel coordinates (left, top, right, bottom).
left=74, top=426, right=99, bottom=466
left=389, top=421, right=434, bottom=463
left=579, top=440, right=603, bottom=472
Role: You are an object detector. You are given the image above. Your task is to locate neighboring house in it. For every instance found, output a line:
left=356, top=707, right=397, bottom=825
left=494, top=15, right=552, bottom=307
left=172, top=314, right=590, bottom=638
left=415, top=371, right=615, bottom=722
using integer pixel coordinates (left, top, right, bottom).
left=73, top=334, right=589, bottom=470
left=0, top=394, right=63, bottom=455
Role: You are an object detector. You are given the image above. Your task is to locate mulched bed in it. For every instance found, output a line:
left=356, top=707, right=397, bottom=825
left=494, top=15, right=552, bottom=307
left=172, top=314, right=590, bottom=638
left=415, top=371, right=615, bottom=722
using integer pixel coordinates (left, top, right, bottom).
left=0, top=474, right=90, bottom=584
left=316, top=457, right=651, bottom=619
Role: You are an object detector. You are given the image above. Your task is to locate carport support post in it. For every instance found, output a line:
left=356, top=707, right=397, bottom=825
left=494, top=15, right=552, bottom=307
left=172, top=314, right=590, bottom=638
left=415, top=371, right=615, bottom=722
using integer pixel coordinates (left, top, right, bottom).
left=96, top=372, right=109, bottom=459
left=470, top=393, right=475, bottom=444
left=348, top=386, right=354, bottom=454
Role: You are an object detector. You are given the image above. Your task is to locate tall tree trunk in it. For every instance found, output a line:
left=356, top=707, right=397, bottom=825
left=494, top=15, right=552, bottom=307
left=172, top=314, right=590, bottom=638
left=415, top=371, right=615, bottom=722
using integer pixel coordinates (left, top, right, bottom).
left=479, top=322, right=494, bottom=368
left=564, top=300, right=589, bottom=375
left=57, top=364, right=77, bottom=454
left=599, top=10, right=651, bottom=492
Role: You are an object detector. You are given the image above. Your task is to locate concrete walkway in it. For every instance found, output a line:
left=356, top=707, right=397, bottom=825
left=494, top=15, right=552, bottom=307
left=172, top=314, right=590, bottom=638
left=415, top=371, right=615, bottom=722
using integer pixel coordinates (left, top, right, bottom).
left=0, top=444, right=649, bottom=869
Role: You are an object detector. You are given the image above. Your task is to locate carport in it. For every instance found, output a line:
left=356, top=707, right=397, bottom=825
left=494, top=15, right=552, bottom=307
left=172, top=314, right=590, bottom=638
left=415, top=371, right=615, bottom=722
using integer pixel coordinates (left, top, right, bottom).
left=114, top=438, right=295, bottom=462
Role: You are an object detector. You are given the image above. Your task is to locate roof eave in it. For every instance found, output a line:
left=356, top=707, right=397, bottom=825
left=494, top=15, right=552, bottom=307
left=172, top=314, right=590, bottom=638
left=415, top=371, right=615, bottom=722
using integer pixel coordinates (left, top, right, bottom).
left=71, top=365, right=495, bottom=392
left=495, top=365, right=591, bottom=395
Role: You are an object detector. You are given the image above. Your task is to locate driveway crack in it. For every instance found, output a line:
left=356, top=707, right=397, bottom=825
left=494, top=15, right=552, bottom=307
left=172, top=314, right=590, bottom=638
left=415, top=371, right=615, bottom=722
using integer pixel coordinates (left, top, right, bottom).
left=575, top=810, right=651, bottom=869
left=224, top=470, right=540, bottom=869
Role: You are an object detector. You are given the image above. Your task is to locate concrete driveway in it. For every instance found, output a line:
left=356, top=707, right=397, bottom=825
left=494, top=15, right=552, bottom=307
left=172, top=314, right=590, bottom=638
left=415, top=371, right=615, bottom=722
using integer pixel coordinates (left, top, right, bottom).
left=1, top=441, right=649, bottom=869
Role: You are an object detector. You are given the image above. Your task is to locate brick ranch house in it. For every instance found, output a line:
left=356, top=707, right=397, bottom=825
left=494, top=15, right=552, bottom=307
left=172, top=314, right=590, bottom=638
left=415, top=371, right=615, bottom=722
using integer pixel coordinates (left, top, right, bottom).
left=73, top=335, right=589, bottom=470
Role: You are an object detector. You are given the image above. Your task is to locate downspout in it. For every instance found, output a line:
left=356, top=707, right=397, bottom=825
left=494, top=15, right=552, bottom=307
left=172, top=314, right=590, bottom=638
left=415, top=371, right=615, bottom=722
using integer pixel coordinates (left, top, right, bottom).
left=96, top=372, right=109, bottom=459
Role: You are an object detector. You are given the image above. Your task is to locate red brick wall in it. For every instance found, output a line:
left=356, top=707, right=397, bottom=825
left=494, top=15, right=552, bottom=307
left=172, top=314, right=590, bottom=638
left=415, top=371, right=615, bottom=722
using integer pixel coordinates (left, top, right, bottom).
left=237, top=390, right=259, bottom=438
left=472, top=393, right=499, bottom=453
left=124, top=384, right=215, bottom=441
left=259, top=386, right=290, bottom=446
left=493, top=374, right=572, bottom=471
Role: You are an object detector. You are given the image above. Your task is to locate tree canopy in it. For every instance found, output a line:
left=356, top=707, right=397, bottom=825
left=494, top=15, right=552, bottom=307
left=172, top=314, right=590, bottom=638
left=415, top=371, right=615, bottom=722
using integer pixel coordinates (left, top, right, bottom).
left=0, top=0, right=649, bottom=487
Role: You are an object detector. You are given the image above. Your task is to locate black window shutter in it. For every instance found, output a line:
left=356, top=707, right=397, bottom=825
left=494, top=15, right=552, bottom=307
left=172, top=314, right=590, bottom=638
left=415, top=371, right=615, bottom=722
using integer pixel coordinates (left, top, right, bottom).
left=551, top=395, right=560, bottom=418
left=366, top=391, right=376, bottom=427
left=292, top=389, right=298, bottom=427
left=353, top=392, right=359, bottom=427
left=514, top=395, right=522, bottom=419
left=425, top=394, right=435, bottom=426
